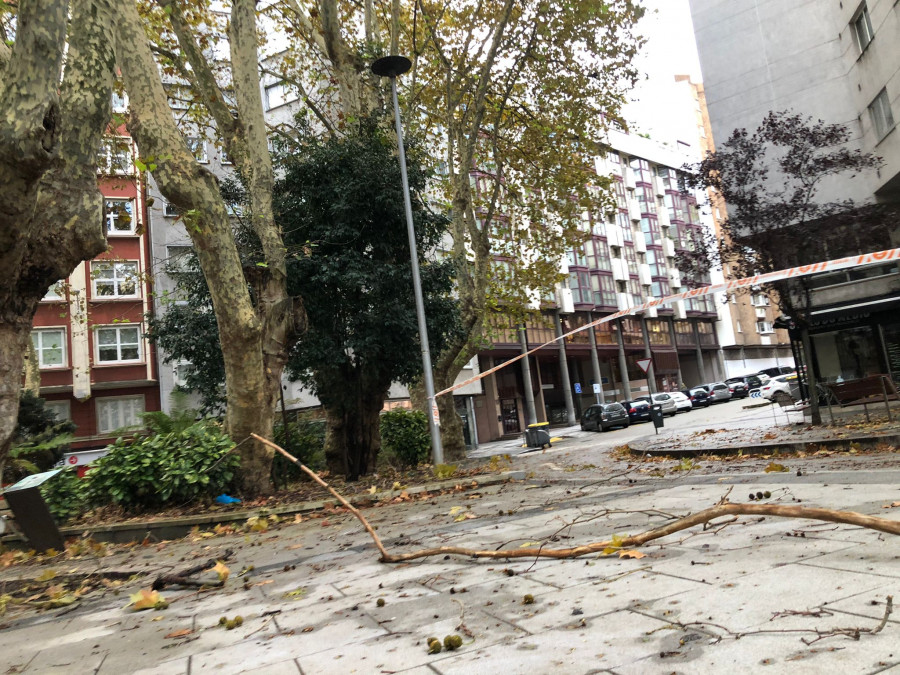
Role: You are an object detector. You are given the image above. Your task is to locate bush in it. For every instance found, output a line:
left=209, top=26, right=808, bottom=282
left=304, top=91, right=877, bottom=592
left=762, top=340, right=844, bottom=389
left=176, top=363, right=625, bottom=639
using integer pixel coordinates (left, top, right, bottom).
left=380, top=409, right=430, bottom=467
left=41, top=468, right=88, bottom=523
left=86, top=421, right=239, bottom=510
left=271, top=417, right=326, bottom=487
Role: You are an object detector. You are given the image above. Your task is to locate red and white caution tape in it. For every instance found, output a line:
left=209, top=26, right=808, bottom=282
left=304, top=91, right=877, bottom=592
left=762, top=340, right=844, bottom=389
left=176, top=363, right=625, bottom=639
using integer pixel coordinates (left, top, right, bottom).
left=434, top=247, right=900, bottom=398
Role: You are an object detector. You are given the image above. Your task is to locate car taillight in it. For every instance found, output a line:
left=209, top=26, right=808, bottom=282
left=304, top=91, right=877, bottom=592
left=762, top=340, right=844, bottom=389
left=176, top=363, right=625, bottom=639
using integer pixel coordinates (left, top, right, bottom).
left=629, top=407, right=636, bottom=413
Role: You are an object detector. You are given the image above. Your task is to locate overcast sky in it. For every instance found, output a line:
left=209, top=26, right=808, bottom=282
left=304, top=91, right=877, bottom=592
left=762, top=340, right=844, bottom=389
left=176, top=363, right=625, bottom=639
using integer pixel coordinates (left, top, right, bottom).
left=621, top=0, right=705, bottom=151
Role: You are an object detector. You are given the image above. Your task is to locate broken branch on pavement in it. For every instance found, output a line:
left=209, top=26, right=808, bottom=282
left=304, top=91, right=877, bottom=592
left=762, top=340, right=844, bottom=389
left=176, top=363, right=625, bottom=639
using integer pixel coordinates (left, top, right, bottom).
left=252, top=435, right=900, bottom=563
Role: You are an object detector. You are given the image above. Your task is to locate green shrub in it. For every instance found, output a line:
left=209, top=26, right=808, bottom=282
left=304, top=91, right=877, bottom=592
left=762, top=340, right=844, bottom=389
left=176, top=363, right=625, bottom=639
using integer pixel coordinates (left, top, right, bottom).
left=380, top=409, right=430, bottom=467
left=41, top=468, right=88, bottom=523
left=86, top=421, right=239, bottom=510
left=271, top=417, right=326, bottom=487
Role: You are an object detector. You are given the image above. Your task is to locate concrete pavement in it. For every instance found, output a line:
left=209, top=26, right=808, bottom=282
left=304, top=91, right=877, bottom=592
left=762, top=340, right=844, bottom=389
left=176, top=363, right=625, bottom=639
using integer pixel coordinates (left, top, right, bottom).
left=2, top=439, right=899, bottom=674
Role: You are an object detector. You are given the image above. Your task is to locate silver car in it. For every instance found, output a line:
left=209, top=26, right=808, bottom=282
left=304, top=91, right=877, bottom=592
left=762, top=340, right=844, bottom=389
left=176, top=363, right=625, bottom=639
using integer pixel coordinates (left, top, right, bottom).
left=636, top=393, right=678, bottom=416
left=702, top=382, right=732, bottom=402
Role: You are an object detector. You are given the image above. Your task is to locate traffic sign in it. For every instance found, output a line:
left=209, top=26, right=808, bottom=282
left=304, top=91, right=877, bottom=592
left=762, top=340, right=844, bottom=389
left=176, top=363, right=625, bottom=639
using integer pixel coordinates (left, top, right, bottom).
left=636, top=358, right=653, bottom=374
left=573, top=383, right=582, bottom=394
left=592, top=383, right=601, bottom=394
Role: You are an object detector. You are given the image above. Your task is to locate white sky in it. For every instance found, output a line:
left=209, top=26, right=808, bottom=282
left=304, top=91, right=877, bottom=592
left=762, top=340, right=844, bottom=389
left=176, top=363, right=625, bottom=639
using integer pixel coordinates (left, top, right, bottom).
left=621, top=0, right=705, bottom=152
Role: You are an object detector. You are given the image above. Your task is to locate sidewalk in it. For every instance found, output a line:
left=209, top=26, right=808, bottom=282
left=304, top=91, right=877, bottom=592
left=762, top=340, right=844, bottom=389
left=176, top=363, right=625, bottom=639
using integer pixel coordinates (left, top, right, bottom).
left=2, top=456, right=899, bottom=673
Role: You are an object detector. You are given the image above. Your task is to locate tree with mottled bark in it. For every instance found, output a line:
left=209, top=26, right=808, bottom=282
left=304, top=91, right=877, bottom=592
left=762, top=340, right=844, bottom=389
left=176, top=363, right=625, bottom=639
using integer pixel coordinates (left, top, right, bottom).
left=684, top=111, right=897, bottom=424
left=0, top=0, right=116, bottom=482
left=112, top=0, right=305, bottom=494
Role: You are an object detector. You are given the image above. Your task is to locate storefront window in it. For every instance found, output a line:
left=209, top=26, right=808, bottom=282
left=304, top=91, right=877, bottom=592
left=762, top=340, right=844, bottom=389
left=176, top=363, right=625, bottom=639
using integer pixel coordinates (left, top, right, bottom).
left=812, top=326, right=881, bottom=382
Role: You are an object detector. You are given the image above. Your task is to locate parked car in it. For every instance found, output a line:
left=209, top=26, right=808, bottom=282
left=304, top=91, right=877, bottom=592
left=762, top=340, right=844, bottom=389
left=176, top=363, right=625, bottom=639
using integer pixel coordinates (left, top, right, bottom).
left=683, top=387, right=711, bottom=408
left=668, top=391, right=693, bottom=412
left=760, top=373, right=799, bottom=401
left=580, top=402, right=630, bottom=431
left=636, top=393, right=678, bottom=417
left=758, top=366, right=795, bottom=378
left=726, top=373, right=771, bottom=391
left=621, top=399, right=652, bottom=423
left=725, top=379, right=750, bottom=399
left=700, top=382, right=732, bottom=402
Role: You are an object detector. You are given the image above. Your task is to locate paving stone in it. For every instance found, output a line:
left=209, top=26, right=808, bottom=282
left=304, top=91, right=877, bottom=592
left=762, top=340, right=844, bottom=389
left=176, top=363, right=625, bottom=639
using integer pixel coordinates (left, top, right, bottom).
left=238, top=658, right=301, bottom=674
left=628, top=565, right=892, bottom=633
left=119, top=657, right=189, bottom=675
left=189, top=638, right=302, bottom=673
left=295, top=631, right=435, bottom=674
left=270, top=613, right=390, bottom=656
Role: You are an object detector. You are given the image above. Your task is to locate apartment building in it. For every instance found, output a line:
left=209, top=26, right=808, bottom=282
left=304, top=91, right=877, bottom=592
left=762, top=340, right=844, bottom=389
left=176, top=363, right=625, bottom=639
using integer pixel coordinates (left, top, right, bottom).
left=690, top=0, right=900, bottom=384
left=31, top=118, right=160, bottom=449
left=467, top=130, right=725, bottom=442
left=676, top=76, right=792, bottom=376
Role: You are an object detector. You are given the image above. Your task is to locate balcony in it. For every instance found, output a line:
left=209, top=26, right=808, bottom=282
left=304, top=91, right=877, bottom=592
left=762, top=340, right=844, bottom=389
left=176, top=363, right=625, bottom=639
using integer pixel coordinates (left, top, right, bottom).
left=633, top=234, right=647, bottom=253
left=624, top=168, right=636, bottom=190
left=611, top=258, right=629, bottom=282
left=606, top=225, right=623, bottom=248
left=661, top=237, right=675, bottom=258
left=671, top=299, right=687, bottom=319
left=627, top=198, right=642, bottom=222
left=638, top=264, right=652, bottom=286
left=616, top=292, right=633, bottom=311
left=668, top=268, right=682, bottom=288
left=657, top=207, right=671, bottom=228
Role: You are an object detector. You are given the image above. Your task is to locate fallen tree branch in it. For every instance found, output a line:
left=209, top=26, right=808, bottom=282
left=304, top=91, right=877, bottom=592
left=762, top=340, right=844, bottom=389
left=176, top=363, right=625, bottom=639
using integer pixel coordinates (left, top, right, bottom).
left=252, top=436, right=900, bottom=563
left=152, top=549, right=234, bottom=591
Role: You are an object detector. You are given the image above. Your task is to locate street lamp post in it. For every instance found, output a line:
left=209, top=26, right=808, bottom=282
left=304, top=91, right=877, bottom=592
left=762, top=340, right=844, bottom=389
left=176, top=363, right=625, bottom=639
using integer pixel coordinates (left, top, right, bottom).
left=371, top=55, right=444, bottom=465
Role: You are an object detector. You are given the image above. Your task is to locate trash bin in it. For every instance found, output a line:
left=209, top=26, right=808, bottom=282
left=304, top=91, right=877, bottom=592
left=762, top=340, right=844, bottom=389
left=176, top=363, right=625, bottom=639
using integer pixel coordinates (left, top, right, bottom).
left=650, top=404, right=665, bottom=431
left=2, top=469, right=66, bottom=552
left=524, top=422, right=552, bottom=449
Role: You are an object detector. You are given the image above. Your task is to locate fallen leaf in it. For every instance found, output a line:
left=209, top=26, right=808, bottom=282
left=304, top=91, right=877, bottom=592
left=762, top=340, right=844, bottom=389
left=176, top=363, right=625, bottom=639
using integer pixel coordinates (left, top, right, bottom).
left=454, top=512, right=476, bottom=522
left=165, top=629, right=193, bottom=639
left=448, top=506, right=463, bottom=515
left=882, top=501, right=900, bottom=509
left=519, top=541, right=541, bottom=548
left=368, top=486, right=377, bottom=495
left=128, top=589, right=165, bottom=611
left=618, top=550, right=646, bottom=559
left=213, top=561, right=230, bottom=582
left=764, top=462, right=789, bottom=473
left=284, top=587, right=307, bottom=599
left=36, top=570, right=57, bottom=582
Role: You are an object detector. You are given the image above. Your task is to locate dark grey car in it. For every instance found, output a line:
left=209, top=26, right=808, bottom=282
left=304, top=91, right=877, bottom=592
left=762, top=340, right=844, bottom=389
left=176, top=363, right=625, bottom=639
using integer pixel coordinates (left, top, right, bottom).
left=581, top=403, right=630, bottom=431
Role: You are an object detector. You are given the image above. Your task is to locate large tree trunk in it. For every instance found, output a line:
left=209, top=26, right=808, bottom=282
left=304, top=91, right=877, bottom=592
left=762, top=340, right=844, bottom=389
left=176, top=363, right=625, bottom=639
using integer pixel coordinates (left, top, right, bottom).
left=323, top=373, right=388, bottom=481
left=0, top=0, right=114, bottom=471
left=113, top=0, right=278, bottom=495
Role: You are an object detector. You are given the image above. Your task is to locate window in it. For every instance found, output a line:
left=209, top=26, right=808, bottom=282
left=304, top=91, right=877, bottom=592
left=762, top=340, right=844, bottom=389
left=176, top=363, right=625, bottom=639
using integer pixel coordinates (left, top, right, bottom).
left=185, top=137, right=208, bottom=163
left=264, top=82, right=298, bottom=110
left=42, top=281, right=65, bottom=302
left=173, top=361, right=193, bottom=387
left=629, top=157, right=651, bottom=183
left=656, top=166, right=673, bottom=191
left=96, top=395, right=144, bottom=434
left=751, top=293, right=770, bottom=307
left=105, top=198, right=135, bottom=235
left=44, top=400, right=71, bottom=422
left=98, top=137, right=133, bottom=174
left=96, top=325, right=142, bottom=363
left=111, top=90, right=128, bottom=113
left=164, top=202, right=180, bottom=217
left=869, top=88, right=895, bottom=140
left=163, top=83, right=191, bottom=110
left=757, top=321, right=774, bottom=334
left=92, top=261, right=138, bottom=298
left=650, top=280, right=670, bottom=298
left=592, top=274, right=616, bottom=307
left=32, top=329, right=66, bottom=368
left=853, top=4, right=874, bottom=52
left=568, top=270, right=591, bottom=304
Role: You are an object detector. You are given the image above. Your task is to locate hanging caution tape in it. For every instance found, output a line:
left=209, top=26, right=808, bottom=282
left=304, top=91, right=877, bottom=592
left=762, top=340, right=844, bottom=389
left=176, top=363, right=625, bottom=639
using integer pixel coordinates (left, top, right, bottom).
left=434, top=247, right=900, bottom=398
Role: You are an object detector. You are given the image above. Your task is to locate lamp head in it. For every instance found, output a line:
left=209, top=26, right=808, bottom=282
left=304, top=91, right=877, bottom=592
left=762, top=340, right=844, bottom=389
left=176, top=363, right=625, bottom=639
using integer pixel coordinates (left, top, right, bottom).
left=371, top=55, right=412, bottom=78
